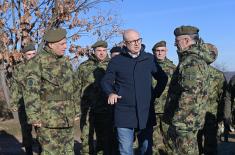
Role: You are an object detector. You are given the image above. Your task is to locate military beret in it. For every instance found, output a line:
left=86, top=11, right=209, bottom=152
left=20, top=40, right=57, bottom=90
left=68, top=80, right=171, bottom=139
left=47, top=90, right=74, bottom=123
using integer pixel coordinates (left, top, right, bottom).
left=110, top=46, right=122, bottom=54
left=21, top=43, right=36, bottom=53
left=152, top=40, right=166, bottom=52
left=44, top=28, right=67, bottom=43
left=174, top=25, right=199, bottom=36
left=91, top=40, right=108, bottom=49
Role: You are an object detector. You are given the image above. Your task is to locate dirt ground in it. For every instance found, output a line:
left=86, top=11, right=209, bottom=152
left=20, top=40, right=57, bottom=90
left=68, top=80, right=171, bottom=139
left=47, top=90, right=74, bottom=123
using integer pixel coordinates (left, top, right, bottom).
left=0, top=119, right=81, bottom=155
left=0, top=119, right=235, bottom=155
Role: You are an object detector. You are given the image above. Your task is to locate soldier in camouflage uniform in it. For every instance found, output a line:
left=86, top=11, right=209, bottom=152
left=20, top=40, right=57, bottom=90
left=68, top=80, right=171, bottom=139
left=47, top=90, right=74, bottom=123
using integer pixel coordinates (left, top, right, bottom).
left=23, top=28, right=80, bottom=155
left=197, top=43, right=227, bottom=155
left=163, top=26, right=211, bottom=155
left=77, top=41, right=115, bottom=155
left=224, top=75, right=235, bottom=131
left=152, top=40, right=176, bottom=155
left=10, top=43, right=37, bottom=155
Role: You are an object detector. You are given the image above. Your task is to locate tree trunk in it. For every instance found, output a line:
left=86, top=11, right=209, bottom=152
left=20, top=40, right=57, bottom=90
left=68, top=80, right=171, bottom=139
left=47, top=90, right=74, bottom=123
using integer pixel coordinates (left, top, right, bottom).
left=0, top=63, right=18, bottom=119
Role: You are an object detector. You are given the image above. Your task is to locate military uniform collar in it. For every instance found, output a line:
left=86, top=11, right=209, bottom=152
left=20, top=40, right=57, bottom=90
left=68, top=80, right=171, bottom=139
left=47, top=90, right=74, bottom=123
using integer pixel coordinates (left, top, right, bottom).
left=157, top=57, right=171, bottom=63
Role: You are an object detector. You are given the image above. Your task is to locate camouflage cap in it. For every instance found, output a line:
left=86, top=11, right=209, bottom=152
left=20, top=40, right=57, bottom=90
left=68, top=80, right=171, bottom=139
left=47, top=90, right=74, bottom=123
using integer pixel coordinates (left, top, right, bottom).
left=152, top=40, right=166, bottom=52
left=91, top=40, right=108, bottom=49
left=21, top=43, right=36, bottom=53
left=110, top=46, right=122, bottom=54
left=174, top=25, right=199, bottom=36
left=44, top=28, right=67, bottom=43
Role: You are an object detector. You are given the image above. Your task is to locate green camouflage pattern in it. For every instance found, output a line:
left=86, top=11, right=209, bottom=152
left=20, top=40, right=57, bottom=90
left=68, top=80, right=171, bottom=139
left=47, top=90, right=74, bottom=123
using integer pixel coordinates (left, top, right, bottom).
left=198, top=45, right=227, bottom=155
left=201, top=43, right=227, bottom=120
left=76, top=54, right=110, bottom=154
left=163, top=42, right=211, bottom=155
left=80, top=114, right=95, bottom=154
left=153, top=58, right=176, bottom=113
left=10, top=61, right=33, bottom=150
left=22, top=46, right=80, bottom=154
left=37, top=127, right=74, bottom=155
left=152, top=58, right=176, bottom=155
left=23, top=46, right=80, bottom=127
left=10, top=62, right=26, bottom=110
left=206, top=66, right=226, bottom=118
left=153, top=117, right=174, bottom=155
left=76, top=55, right=110, bottom=113
left=224, top=75, right=235, bottom=125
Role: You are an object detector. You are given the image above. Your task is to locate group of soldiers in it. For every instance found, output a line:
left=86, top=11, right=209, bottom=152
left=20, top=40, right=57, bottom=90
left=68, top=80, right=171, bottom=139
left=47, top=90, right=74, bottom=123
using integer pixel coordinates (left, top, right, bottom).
left=152, top=26, right=234, bottom=155
left=8, top=25, right=235, bottom=155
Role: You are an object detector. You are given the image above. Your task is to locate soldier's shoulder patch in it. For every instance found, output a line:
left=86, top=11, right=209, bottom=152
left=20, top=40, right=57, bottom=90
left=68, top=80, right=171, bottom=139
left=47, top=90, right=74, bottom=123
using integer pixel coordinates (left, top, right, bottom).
left=27, top=79, right=34, bottom=87
left=26, top=76, right=36, bottom=87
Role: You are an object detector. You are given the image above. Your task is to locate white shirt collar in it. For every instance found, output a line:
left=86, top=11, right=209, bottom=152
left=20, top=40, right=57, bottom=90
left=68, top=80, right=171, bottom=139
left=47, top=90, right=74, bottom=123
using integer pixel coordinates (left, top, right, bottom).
left=128, top=52, right=140, bottom=58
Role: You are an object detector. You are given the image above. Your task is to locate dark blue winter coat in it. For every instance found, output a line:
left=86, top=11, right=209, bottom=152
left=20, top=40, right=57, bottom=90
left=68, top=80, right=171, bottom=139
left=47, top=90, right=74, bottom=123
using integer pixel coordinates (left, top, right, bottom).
left=101, top=45, right=168, bottom=129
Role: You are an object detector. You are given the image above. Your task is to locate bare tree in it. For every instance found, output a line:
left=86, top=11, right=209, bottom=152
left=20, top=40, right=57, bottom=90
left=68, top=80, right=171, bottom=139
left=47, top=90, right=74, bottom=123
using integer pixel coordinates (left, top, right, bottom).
left=0, top=0, right=123, bottom=119
left=0, top=0, right=122, bottom=60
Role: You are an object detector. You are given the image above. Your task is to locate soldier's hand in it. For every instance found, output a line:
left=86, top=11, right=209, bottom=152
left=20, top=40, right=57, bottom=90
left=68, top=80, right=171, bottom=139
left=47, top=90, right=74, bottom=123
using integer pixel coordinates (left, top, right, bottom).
left=74, top=116, right=80, bottom=121
left=108, top=93, right=122, bottom=105
left=11, top=107, right=18, bottom=112
left=32, top=122, right=42, bottom=127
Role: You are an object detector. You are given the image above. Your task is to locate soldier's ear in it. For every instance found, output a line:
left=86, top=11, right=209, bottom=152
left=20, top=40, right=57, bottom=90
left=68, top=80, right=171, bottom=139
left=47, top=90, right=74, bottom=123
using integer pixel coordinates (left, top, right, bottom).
left=48, top=43, right=53, bottom=49
left=165, top=48, right=168, bottom=53
left=185, top=36, right=191, bottom=44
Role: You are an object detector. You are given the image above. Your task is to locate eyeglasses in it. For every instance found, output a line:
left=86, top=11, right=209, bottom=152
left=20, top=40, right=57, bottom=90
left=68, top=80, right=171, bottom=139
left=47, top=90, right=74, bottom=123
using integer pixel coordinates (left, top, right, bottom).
left=125, top=38, right=142, bottom=45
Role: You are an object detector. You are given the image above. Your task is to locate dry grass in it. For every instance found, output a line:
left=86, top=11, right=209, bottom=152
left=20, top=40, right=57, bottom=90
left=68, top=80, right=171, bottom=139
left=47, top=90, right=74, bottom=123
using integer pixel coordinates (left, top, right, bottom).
left=0, top=119, right=22, bottom=138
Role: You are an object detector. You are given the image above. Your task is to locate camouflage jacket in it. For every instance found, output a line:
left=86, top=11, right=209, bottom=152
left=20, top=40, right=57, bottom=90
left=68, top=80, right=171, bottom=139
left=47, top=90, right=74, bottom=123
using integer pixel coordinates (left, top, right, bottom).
left=204, top=47, right=226, bottom=119
left=153, top=58, right=176, bottom=114
left=224, top=75, right=235, bottom=120
left=208, top=66, right=226, bottom=119
left=76, top=55, right=110, bottom=114
left=164, top=43, right=211, bottom=131
left=23, top=46, right=80, bottom=128
left=10, top=61, right=29, bottom=109
left=200, top=43, right=227, bottom=121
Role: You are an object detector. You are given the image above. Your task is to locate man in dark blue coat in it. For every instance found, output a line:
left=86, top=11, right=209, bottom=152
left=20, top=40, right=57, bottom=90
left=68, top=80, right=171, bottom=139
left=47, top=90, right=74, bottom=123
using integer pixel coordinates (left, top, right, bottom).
left=101, top=29, right=168, bottom=155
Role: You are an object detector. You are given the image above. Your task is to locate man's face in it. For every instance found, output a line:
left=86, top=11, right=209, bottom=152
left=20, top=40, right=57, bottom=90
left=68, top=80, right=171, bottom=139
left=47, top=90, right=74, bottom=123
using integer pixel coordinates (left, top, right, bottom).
left=49, top=38, right=67, bottom=56
left=94, top=47, right=107, bottom=61
left=25, top=50, right=36, bottom=60
left=175, top=35, right=190, bottom=52
left=154, top=47, right=167, bottom=60
left=124, top=31, right=142, bottom=54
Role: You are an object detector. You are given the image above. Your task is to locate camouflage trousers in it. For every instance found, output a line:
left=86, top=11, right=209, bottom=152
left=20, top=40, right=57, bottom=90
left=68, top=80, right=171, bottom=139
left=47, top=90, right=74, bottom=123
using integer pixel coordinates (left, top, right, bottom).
left=37, top=127, right=74, bottom=155
left=167, top=125, right=199, bottom=155
left=153, top=114, right=173, bottom=155
left=80, top=112, right=95, bottom=155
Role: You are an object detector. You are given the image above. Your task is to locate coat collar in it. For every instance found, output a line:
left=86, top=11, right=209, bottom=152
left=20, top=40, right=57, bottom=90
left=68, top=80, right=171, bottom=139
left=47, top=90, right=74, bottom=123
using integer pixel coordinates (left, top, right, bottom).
left=122, top=44, right=149, bottom=61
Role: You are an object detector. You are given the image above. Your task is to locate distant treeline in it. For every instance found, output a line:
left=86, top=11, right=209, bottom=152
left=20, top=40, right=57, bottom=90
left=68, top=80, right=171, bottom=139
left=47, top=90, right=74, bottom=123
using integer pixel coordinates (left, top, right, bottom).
left=224, top=72, right=235, bottom=81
